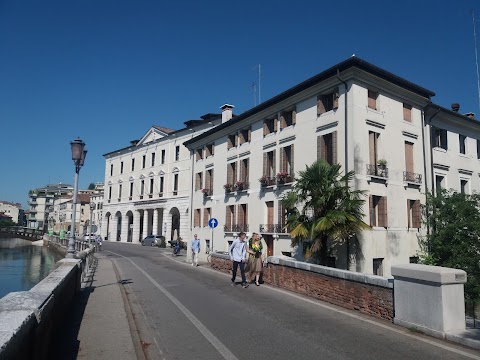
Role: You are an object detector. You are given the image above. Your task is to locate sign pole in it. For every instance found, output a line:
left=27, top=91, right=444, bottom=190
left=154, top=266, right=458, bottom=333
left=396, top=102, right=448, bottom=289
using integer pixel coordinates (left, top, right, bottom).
left=211, top=227, right=214, bottom=253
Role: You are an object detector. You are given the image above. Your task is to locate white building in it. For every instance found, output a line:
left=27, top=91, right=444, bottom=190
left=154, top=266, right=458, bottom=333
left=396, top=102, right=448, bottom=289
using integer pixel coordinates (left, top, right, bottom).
left=101, top=115, right=222, bottom=243
left=185, top=56, right=439, bottom=276
left=52, top=194, right=91, bottom=235
left=0, top=201, right=21, bottom=224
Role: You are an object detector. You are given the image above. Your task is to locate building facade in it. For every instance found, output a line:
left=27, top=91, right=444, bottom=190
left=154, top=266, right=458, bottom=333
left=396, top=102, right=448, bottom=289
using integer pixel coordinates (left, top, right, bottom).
left=185, top=57, right=441, bottom=276
left=0, top=201, right=21, bottom=224
left=101, top=115, right=223, bottom=243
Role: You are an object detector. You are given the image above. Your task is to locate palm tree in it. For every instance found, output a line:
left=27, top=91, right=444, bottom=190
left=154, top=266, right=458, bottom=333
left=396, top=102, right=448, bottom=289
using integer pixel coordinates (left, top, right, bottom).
left=281, top=160, right=369, bottom=266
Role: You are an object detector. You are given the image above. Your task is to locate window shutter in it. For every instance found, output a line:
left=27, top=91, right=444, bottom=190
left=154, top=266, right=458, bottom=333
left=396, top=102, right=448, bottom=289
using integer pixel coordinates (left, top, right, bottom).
left=225, top=206, right=231, bottom=228
left=407, top=200, right=411, bottom=228
left=274, top=118, right=278, bottom=132
left=441, top=130, right=448, bottom=150
left=317, top=95, right=325, bottom=116
left=290, top=145, right=294, bottom=175
left=332, top=131, right=338, bottom=164
left=245, top=204, right=248, bottom=227
left=272, top=150, right=276, bottom=176
left=203, top=208, right=209, bottom=227
left=279, top=147, right=285, bottom=173
left=245, top=159, right=249, bottom=183
left=248, top=128, right=252, bottom=142
left=333, top=88, right=339, bottom=109
left=239, top=160, right=245, bottom=183
left=278, top=202, right=285, bottom=228
left=196, top=150, right=200, bottom=161
left=280, top=114, right=286, bottom=129
left=405, top=142, right=414, bottom=173
left=239, top=131, right=244, bottom=145
left=292, top=109, right=296, bottom=125
left=412, top=200, right=421, bottom=228
left=263, top=153, right=268, bottom=177
left=369, top=196, right=374, bottom=226
left=368, top=90, right=377, bottom=109
left=263, top=121, right=268, bottom=136
left=194, top=209, right=199, bottom=227
left=211, top=144, right=214, bottom=156
left=227, top=163, right=233, bottom=184
left=228, top=136, right=232, bottom=149
left=318, top=135, right=326, bottom=161
left=378, top=197, right=388, bottom=228
left=267, top=201, right=274, bottom=225
left=210, top=169, right=214, bottom=191
left=205, top=171, right=211, bottom=192
left=195, top=173, right=201, bottom=191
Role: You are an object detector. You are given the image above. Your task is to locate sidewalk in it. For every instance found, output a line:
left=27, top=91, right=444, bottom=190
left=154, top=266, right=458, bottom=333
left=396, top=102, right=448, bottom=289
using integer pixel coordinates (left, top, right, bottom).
left=50, top=253, right=139, bottom=360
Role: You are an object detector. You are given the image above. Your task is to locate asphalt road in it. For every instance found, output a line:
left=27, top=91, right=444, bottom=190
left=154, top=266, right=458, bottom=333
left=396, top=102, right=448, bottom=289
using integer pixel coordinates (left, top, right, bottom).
left=102, top=242, right=480, bottom=360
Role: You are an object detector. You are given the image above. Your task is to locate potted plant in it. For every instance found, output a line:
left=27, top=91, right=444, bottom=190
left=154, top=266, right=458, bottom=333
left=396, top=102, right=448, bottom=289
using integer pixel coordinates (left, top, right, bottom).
left=259, top=175, right=268, bottom=187
left=223, top=183, right=233, bottom=193
left=201, top=188, right=209, bottom=197
left=377, top=159, right=387, bottom=169
left=276, top=172, right=288, bottom=184
left=234, top=180, right=244, bottom=191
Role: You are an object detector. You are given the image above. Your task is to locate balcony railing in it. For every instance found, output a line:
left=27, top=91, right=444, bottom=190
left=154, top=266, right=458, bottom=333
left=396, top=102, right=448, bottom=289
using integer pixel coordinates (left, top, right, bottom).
left=202, top=189, right=213, bottom=197
left=259, top=224, right=288, bottom=234
left=366, top=164, right=388, bottom=179
left=259, top=176, right=277, bottom=187
left=224, top=224, right=249, bottom=232
left=234, top=182, right=249, bottom=191
left=404, top=171, right=422, bottom=184
left=276, top=174, right=294, bottom=185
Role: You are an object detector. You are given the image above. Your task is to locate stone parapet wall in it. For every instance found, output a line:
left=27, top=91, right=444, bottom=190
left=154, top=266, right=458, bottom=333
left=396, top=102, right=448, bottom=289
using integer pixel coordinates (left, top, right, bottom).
left=210, top=253, right=394, bottom=321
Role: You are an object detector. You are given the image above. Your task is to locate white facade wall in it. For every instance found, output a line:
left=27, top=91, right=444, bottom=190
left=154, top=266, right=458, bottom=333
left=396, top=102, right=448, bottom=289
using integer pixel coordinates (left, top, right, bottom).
left=0, top=202, right=20, bottom=224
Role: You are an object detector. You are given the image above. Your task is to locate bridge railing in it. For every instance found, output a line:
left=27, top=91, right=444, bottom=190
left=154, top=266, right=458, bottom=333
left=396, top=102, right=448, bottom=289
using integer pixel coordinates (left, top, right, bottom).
left=48, top=234, right=90, bottom=252
left=0, top=226, right=44, bottom=239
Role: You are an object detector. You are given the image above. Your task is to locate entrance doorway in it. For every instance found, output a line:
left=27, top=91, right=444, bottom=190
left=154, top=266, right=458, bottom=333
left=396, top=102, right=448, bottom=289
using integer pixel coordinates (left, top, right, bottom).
left=263, top=234, right=274, bottom=256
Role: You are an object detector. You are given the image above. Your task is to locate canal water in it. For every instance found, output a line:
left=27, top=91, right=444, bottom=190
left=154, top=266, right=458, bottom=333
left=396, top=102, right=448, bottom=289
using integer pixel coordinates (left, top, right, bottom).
left=0, top=237, right=63, bottom=299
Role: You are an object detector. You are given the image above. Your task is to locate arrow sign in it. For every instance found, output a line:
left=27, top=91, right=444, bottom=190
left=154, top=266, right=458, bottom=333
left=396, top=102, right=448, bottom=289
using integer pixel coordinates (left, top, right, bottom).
left=208, top=218, right=218, bottom=229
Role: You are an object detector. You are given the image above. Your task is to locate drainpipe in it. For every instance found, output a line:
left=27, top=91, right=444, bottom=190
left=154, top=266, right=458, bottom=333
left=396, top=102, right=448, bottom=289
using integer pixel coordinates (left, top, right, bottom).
left=336, top=69, right=350, bottom=270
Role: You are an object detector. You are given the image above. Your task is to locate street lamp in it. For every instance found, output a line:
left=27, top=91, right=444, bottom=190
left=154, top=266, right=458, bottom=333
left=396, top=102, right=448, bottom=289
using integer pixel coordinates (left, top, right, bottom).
left=66, top=138, right=87, bottom=258
left=89, top=202, right=95, bottom=236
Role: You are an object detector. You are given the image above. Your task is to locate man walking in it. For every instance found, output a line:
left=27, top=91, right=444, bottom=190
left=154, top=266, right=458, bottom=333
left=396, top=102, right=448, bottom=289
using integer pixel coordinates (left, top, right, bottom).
left=229, top=232, right=249, bottom=288
left=190, top=234, right=201, bottom=267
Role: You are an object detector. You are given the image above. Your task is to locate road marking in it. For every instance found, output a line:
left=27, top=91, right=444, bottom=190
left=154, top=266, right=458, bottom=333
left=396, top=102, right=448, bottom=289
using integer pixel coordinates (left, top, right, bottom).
left=106, top=250, right=239, bottom=360
left=155, top=251, right=480, bottom=359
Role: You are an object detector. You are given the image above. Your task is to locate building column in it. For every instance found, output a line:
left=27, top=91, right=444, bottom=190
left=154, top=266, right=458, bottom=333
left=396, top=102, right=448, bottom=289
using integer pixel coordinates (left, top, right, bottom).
left=111, top=215, right=118, bottom=241
left=101, top=216, right=108, bottom=240
left=164, top=211, right=171, bottom=240
left=152, top=209, right=159, bottom=236
left=121, top=213, right=129, bottom=243
left=133, top=210, right=141, bottom=243
left=142, top=209, right=149, bottom=239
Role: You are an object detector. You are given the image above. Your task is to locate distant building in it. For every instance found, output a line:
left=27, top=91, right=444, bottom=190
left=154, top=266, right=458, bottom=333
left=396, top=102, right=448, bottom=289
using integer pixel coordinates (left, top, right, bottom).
left=0, top=201, right=21, bottom=224
left=52, top=193, right=91, bottom=234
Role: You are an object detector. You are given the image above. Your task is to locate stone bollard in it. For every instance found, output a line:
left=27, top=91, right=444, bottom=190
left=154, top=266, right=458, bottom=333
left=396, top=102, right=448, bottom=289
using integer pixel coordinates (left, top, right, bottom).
left=392, top=264, right=467, bottom=338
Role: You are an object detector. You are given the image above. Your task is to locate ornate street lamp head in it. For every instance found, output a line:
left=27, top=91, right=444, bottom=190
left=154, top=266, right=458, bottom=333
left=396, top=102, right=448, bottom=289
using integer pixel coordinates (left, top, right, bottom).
left=90, top=202, right=95, bottom=211
left=70, top=138, right=85, bottom=162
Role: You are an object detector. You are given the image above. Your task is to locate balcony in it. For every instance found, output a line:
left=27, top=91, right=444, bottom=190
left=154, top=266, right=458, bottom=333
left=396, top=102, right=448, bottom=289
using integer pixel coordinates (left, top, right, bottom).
left=259, top=224, right=288, bottom=234
left=201, top=189, right=213, bottom=198
left=366, top=164, right=388, bottom=179
left=404, top=171, right=422, bottom=185
left=276, top=174, right=294, bottom=186
left=259, top=176, right=277, bottom=187
left=29, top=208, right=37, bottom=213
left=224, top=224, right=249, bottom=232
left=234, top=182, right=249, bottom=192
left=29, top=199, right=37, bottom=205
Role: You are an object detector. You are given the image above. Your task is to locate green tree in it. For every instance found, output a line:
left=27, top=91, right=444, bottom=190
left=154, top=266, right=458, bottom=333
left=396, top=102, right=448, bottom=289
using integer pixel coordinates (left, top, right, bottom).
left=0, top=219, right=15, bottom=227
left=88, top=183, right=95, bottom=190
left=281, top=160, right=369, bottom=266
left=420, top=189, right=480, bottom=301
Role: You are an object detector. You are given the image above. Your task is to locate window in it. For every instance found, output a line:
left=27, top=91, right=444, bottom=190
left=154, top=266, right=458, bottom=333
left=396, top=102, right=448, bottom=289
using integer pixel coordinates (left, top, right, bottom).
left=318, top=132, right=337, bottom=165
left=110, top=164, right=113, bottom=176
left=118, top=184, right=122, bottom=200
left=149, top=178, right=154, bottom=197
left=373, top=258, right=384, bottom=276
left=140, top=180, right=145, bottom=198
left=280, top=109, right=296, bottom=130
left=196, top=148, right=203, bottom=161
left=142, top=155, right=146, bottom=169
left=108, top=186, right=112, bottom=201
left=368, top=90, right=378, bottom=110
left=225, top=205, right=236, bottom=231
left=206, top=143, right=214, bottom=157
left=239, top=127, right=251, bottom=145
left=369, top=131, right=380, bottom=166
left=161, top=150, right=166, bottom=164
left=173, top=174, right=179, bottom=195
left=460, top=179, right=469, bottom=194
left=317, top=88, right=339, bottom=115
left=194, top=209, right=201, bottom=227
left=404, top=142, right=414, bottom=173
left=227, top=134, right=237, bottom=149
left=369, top=195, right=388, bottom=227
left=129, top=183, right=133, bottom=199
left=407, top=199, right=421, bottom=229
left=435, top=175, right=445, bottom=194
left=195, top=172, right=203, bottom=191
left=151, top=153, right=155, bottom=167
left=239, top=158, right=249, bottom=185
left=203, top=208, right=211, bottom=227
left=206, top=169, right=214, bottom=194
left=120, top=161, right=124, bottom=174
left=159, top=176, right=164, bottom=196
left=403, top=103, right=412, bottom=122
left=131, top=158, right=135, bottom=171
left=238, top=204, right=248, bottom=231
left=175, top=146, right=180, bottom=161
left=266, top=201, right=274, bottom=225
left=459, top=135, right=466, bottom=155
left=263, top=151, right=276, bottom=179
left=227, top=162, right=237, bottom=185
left=263, top=118, right=277, bottom=136
left=432, top=127, right=448, bottom=150
left=280, top=145, right=294, bottom=176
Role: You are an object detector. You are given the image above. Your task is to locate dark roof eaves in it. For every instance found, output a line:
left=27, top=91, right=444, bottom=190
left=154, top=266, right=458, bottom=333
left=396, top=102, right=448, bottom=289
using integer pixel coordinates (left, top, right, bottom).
left=427, top=103, right=479, bottom=127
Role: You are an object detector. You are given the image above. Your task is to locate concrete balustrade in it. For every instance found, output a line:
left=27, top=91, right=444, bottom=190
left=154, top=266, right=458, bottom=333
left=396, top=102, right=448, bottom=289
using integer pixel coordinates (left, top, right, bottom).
left=0, top=246, right=95, bottom=360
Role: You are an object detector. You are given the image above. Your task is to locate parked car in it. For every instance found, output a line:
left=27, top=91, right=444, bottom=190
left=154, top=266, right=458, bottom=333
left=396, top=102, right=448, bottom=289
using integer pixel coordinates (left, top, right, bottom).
left=83, top=233, right=97, bottom=243
left=142, top=235, right=162, bottom=246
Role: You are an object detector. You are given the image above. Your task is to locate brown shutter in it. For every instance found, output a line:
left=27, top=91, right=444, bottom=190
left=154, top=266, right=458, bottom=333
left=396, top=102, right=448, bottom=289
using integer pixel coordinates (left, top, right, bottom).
left=267, top=201, right=274, bottom=225
left=205, top=170, right=210, bottom=192
left=210, top=169, right=214, bottom=191
left=194, top=209, right=199, bottom=227
left=412, top=200, right=421, bottom=228
left=317, top=95, right=325, bottom=116
left=245, top=204, right=248, bottom=227
left=405, top=142, right=414, bottom=173
left=280, top=114, right=286, bottom=129
left=248, top=128, right=252, bottom=142
left=263, top=153, right=268, bottom=176
left=278, top=202, right=285, bottom=228
left=368, top=90, right=377, bottom=109
left=203, top=208, right=209, bottom=227
left=407, top=200, right=411, bottom=228
left=318, top=135, right=326, bottom=161
left=245, top=159, right=249, bottom=183
left=233, top=205, right=236, bottom=226
left=196, top=149, right=200, bottom=161
left=263, top=121, right=268, bottom=136
left=290, top=145, right=294, bottom=175
left=369, top=132, right=376, bottom=165
left=211, top=144, right=214, bottom=156
left=378, top=197, right=388, bottom=228
left=228, top=136, right=232, bottom=149
left=239, top=160, right=245, bottom=183
left=333, top=87, right=339, bottom=109
left=225, top=206, right=231, bottom=228
left=274, top=118, right=278, bottom=132
left=235, top=134, right=238, bottom=147
left=279, top=147, right=285, bottom=173
left=227, top=163, right=233, bottom=184
left=332, top=132, right=338, bottom=164
left=195, top=173, right=201, bottom=191
left=369, top=196, right=374, bottom=226
left=403, top=104, right=412, bottom=122
left=292, top=109, right=296, bottom=125
left=272, top=150, right=276, bottom=176
left=441, top=130, right=448, bottom=150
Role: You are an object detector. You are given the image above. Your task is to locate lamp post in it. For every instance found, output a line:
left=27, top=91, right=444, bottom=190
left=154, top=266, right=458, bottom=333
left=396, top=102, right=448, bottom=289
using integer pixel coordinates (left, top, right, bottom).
left=89, top=202, right=95, bottom=236
left=66, top=138, right=87, bottom=258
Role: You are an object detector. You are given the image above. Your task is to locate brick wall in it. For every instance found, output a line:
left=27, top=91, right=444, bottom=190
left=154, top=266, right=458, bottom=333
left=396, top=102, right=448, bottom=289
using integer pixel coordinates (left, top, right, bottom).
left=210, top=254, right=393, bottom=321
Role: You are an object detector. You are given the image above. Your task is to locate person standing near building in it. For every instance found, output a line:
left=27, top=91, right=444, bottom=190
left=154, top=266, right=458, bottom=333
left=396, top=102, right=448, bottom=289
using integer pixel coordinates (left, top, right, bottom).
left=229, top=232, right=249, bottom=288
left=190, top=234, right=201, bottom=267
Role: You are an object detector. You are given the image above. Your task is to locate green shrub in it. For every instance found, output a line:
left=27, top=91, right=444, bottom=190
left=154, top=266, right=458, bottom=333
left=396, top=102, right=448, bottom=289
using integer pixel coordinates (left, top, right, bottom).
left=156, top=236, right=166, bottom=248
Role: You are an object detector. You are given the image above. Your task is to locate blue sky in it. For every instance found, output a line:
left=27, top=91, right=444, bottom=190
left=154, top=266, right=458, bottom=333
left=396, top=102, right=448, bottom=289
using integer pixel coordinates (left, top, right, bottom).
left=1, top=0, right=479, bottom=208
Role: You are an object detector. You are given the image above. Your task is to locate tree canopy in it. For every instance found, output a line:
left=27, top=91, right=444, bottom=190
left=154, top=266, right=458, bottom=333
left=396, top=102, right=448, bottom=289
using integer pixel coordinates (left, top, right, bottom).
left=420, top=190, right=480, bottom=300
left=88, top=183, right=95, bottom=190
left=281, top=160, right=369, bottom=266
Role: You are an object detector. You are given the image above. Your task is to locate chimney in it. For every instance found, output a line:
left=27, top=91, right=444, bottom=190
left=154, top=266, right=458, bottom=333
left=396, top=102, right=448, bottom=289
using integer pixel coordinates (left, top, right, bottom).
left=130, top=140, right=139, bottom=146
left=464, top=112, right=475, bottom=119
left=221, top=104, right=234, bottom=123
left=451, top=103, right=460, bottom=112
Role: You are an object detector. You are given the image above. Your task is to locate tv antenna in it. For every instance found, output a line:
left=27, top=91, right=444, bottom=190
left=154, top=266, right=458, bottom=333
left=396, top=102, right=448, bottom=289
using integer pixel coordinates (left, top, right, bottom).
left=253, top=64, right=262, bottom=105
left=249, top=82, right=257, bottom=106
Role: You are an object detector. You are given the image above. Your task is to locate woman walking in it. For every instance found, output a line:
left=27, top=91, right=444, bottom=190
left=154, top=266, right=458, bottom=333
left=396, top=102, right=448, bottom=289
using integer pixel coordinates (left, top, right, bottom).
left=247, top=233, right=263, bottom=286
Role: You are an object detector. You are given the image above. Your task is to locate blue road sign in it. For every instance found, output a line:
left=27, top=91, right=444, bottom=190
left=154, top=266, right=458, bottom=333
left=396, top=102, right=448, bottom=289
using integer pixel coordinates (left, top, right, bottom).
left=208, top=218, right=218, bottom=229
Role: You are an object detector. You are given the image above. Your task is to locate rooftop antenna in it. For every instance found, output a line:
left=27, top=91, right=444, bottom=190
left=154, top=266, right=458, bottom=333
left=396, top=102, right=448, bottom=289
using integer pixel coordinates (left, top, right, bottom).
left=253, top=64, right=262, bottom=104
left=249, top=82, right=257, bottom=106
left=472, top=9, right=480, bottom=113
